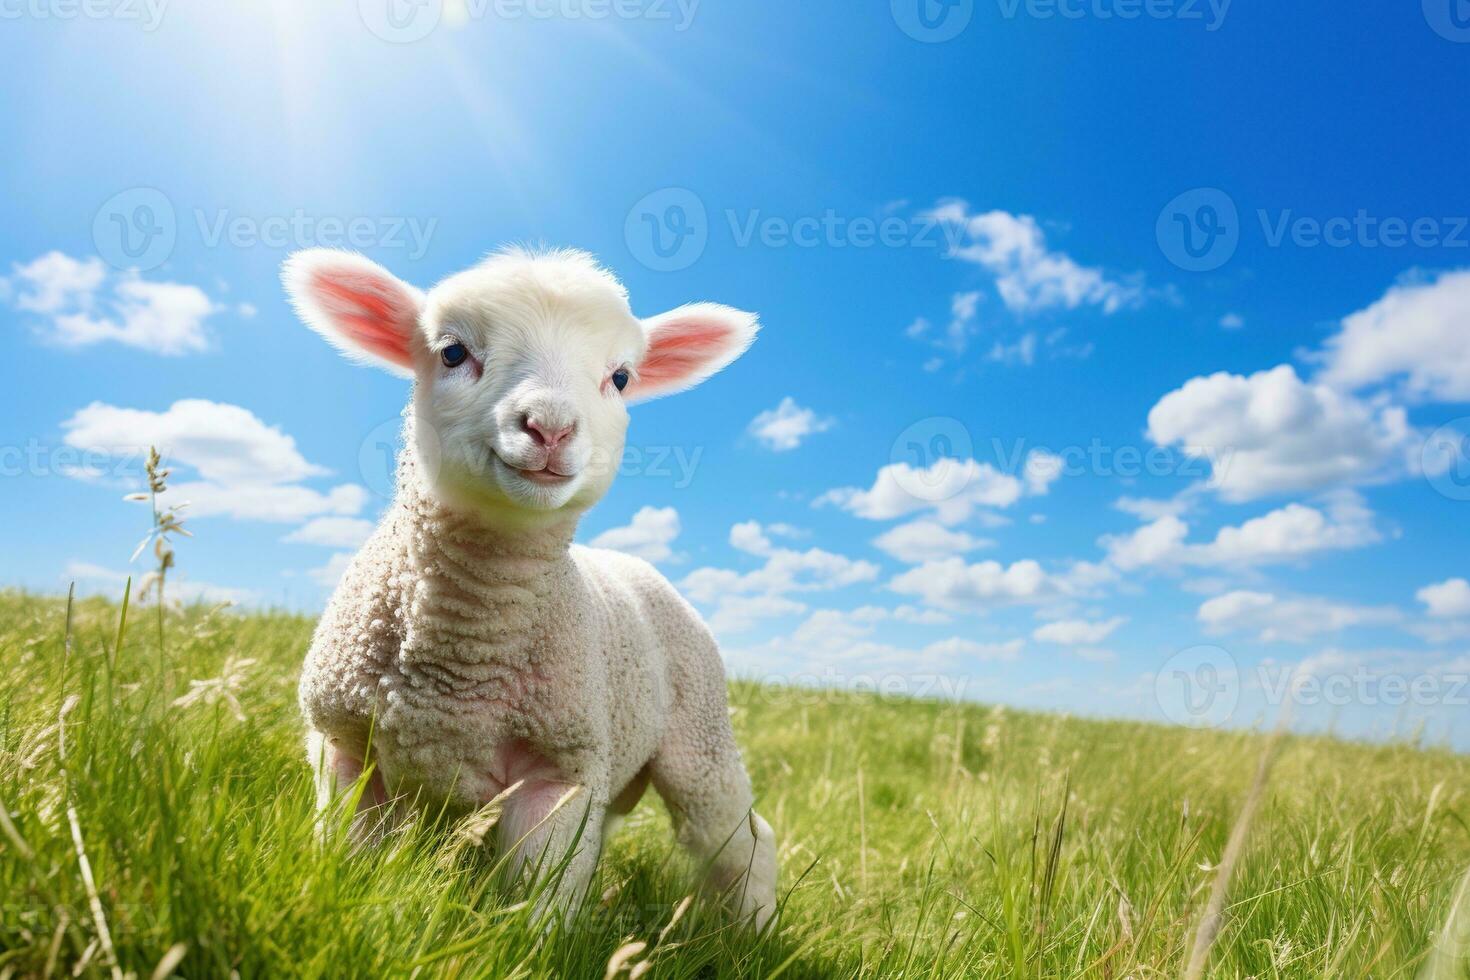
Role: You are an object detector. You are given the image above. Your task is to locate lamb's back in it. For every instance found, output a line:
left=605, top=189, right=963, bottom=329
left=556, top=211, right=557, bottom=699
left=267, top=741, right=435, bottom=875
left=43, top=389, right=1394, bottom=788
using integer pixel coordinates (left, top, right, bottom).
left=571, top=544, right=731, bottom=727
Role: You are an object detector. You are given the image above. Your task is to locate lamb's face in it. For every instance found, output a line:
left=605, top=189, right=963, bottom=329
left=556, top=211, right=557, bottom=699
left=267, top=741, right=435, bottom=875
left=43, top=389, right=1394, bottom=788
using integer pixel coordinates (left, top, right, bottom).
left=283, top=247, right=758, bottom=522
left=414, top=253, right=644, bottom=514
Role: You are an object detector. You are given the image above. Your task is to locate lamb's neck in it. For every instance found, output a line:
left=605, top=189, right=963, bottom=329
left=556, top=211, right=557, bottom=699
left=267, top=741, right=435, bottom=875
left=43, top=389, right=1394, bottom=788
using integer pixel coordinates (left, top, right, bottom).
left=396, top=474, right=579, bottom=685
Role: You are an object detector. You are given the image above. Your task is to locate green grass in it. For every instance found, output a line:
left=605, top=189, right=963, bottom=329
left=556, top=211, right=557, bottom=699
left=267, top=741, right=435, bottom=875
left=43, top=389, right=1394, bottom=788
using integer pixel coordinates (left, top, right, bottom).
left=3, top=589, right=1470, bottom=978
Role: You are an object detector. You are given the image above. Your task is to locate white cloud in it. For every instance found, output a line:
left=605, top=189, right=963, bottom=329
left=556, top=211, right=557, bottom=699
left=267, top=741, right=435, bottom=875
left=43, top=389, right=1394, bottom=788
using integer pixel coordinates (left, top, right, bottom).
left=683, top=524, right=880, bottom=603
left=65, top=560, right=255, bottom=606
left=308, top=553, right=355, bottom=589
left=1101, top=514, right=1190, bottom=571
left=64, top=399, right=326, bottom=485
left=944, top=291, right=983, bottom=354
left=1114, top=491, right=1196, bottom=521
left=1315, top=269, right=1470, bottom=402
left=725, top=604, right=1016, bottom=679
left=1147, top=364, right=1416, bottom=501
left=921, top=637, right=1024, bottom=662
left=61, top=399, right=368, bottom=524
left=1418, top=578, right=1470, bottom=619
left=821, top=458, right=1022, bottom=523
left=873, top=520, right=992, bottom=563
left=1219, top=313, right=1245, bottom=330
left=925, top=201, right=1145, bottom=315
left=1102, top=495, right=1380, bottom=571
left=1180, top=577, right=1233, bottom=596
left=820, top=449, right=1056, bottom=525
left=729, top=520, right=807, bottom=558
left=890, top=557, right=1056, bottom=612
left=708, top=594, right=809, bottom=634
left=9, top=251, right=106, bottom=314
left=170, top=481, right=368, bottom=523
left=1198, top=590, right=1401, bottom=643
left=748, top=397, right=834, bottom=452
left=681, top=548, right=879, bottom=601
left=1023, top=449, right=1064, bottom=495
left=1032, top=617, right=1127, bottom=645
left=1073, top=647, right=1117, bottom=663
left=588, top=506, right=681, bottom=563
left=905, top=292, right=984, bottom=360
left=988, top=332, right=1038, bottom=366
left=730, top=520, right=775, bottom=556
left=1200, top=495, right=1380, bottom=564
left=284, top=517, right=376, bottom=549
left=1042, top=327, right=1095, bottom=361
left=786, top=606, right=949, bottom=647
left=6, top=252, right=217, bottom=354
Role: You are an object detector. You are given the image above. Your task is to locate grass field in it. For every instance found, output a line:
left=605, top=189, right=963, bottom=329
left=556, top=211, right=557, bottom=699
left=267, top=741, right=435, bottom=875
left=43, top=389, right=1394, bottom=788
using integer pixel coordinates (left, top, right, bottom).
left=3, top=590, right=1470, bottom=978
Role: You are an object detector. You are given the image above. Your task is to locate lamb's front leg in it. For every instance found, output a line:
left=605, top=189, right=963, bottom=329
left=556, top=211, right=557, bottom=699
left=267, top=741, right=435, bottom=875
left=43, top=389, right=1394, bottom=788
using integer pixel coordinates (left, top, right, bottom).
left=497, top=781, right=607, bottom=924
left=306, top=730, right=399, bottom=843
left=652, top=725, right=778, bottom=930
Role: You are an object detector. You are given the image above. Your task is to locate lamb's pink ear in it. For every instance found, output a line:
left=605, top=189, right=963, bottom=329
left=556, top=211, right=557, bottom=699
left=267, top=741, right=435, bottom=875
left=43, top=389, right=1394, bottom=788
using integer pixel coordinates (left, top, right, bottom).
left=626, top=302, right=759, bottom=402
left=281, top=249, right=424, bottom=377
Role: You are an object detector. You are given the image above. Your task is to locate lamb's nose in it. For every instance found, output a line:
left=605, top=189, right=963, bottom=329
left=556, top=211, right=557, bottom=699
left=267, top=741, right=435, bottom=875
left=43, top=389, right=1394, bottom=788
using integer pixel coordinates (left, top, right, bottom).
left=523, top=416, right=575, bottom=451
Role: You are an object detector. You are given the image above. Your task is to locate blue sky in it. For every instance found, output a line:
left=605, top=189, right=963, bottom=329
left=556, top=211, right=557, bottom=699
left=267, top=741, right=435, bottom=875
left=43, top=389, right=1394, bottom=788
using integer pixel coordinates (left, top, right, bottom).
left=3, top=0, right=1470, bottom=743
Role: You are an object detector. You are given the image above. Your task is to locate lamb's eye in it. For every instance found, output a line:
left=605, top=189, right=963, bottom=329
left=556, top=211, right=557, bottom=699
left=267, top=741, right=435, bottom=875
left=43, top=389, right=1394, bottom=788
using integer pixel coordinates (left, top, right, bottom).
left=441, top=343, right=468, bottom=368
left=611, top=369, right=630, bottom=392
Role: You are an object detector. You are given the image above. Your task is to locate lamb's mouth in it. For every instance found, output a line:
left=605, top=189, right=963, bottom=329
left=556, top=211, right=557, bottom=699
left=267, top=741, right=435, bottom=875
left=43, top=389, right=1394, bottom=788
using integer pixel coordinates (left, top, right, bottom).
left=515, top=466, right=575, bottom=486
left=486, top=448, right=577, bottom=487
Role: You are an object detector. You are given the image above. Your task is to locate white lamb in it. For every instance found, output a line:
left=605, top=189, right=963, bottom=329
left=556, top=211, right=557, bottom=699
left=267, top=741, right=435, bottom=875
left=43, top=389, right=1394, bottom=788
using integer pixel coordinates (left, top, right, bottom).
left=282, top=246, right=777, bottom=927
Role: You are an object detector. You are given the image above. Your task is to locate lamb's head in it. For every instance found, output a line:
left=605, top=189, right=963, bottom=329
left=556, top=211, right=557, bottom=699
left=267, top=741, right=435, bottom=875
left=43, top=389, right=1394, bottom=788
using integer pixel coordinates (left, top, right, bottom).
left=282, top=247, right=756, bottom=520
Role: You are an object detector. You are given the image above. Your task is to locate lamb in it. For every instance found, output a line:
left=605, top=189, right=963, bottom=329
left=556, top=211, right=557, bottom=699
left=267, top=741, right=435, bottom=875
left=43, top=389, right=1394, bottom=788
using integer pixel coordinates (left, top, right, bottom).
left=281, top=246, right=777, bottom=928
